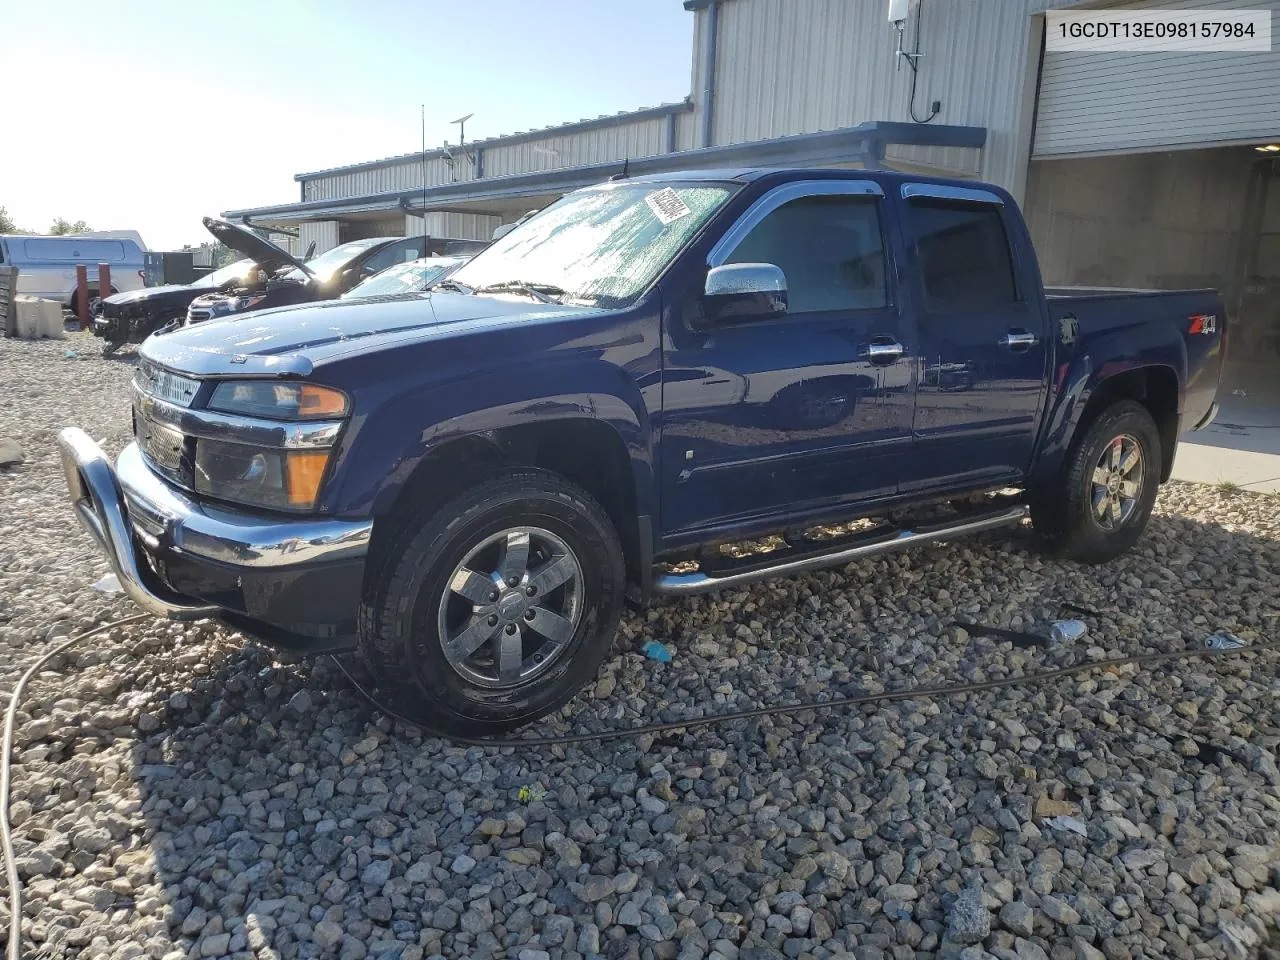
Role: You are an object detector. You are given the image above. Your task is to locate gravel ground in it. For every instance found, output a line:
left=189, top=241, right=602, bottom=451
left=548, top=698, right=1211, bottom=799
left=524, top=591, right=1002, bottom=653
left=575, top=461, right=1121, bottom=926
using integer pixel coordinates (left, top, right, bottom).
left=1, top=332, right=1278, bottom=960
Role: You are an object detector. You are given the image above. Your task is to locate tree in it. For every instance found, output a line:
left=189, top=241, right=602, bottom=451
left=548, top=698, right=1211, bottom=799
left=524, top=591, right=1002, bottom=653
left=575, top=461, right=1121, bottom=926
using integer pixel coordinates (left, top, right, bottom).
left=0, top=206, right=20, bottom=234
left=49, top=217, right=91, bottom=235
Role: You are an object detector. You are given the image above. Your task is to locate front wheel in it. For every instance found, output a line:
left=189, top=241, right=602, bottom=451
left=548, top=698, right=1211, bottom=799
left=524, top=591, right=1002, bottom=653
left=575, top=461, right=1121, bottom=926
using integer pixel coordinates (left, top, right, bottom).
left=1030, top=400, right=1161, bottom=563
left=358, top=469, right=625, bottom=736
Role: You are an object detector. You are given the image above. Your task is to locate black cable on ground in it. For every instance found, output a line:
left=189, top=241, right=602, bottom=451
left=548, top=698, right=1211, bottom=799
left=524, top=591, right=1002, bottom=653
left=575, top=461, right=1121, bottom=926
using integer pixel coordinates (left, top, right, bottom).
left=330, top=637, right=1280, bottom=749
left=1, top=614, right=150, bottom=960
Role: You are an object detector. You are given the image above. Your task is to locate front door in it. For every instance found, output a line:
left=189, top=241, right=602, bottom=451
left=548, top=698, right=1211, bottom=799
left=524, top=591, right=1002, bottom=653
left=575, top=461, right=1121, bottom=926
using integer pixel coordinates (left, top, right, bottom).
left=660, top=180, right=915, bottom=538
left=899, top=185, right=1048, bottom=492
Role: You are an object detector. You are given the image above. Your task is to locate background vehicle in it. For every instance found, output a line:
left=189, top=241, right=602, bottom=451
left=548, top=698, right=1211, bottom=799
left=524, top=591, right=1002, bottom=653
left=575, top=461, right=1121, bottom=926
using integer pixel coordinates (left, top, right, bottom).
left=92, top=259, right=255, bottom=352
left=341, top=256, right=470, bottom=300
left=59, top=169, right=1226, bottom=737
left=183, top=218, right=428, bottom=325
left=0, top=233, right=145, bottom=313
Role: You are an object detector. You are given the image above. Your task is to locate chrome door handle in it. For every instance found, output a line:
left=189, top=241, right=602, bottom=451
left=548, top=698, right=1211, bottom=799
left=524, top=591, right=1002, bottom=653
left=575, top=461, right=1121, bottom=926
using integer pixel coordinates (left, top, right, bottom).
left=998, top=330, right=1039, bottom=350
left=865, top=341, right=905, bottom=363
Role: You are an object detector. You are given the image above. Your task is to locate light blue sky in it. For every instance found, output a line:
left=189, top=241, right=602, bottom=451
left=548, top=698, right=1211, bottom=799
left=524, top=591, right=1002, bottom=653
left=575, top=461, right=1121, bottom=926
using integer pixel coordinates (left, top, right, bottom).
left=0, top=1, right=694, bottom=248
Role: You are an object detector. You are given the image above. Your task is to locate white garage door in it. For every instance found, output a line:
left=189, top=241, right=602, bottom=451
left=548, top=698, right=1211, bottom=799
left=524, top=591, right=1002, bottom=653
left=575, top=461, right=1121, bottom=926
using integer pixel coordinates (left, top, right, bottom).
left=1033, top=0, right=1280, bottom=157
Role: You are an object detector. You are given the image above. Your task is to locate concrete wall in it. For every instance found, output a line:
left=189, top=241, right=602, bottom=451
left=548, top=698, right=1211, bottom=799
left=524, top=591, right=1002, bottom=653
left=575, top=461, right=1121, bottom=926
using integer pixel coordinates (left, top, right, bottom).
left=1025, top=149, right=1253, bottom=291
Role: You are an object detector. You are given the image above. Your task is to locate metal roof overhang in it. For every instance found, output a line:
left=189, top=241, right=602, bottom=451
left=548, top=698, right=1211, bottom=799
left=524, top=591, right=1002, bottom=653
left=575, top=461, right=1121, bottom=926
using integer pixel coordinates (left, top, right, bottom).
left=223, top=121, right=987, bottom=224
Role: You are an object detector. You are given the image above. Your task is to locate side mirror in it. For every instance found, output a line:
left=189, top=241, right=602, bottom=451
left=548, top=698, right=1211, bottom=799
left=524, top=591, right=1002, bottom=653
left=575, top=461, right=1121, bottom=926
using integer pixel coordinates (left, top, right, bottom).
left=702, top=263, right=787, bottom=326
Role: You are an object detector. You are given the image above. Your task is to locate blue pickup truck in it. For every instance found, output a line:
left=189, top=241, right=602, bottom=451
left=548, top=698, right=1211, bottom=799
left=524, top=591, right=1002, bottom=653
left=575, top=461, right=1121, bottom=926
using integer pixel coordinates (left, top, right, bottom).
left=58, top=168, right=1226, bottom=734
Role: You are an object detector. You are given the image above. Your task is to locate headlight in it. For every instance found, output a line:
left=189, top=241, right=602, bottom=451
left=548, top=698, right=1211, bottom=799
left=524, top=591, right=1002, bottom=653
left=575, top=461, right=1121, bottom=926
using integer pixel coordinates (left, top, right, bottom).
left=209, top=382, right=349, bottom=420
left=194, top=440, right=331, bottom=512
left=193, top=380, right=349, bottom=511
left=229, top=294, right=267, bottom=313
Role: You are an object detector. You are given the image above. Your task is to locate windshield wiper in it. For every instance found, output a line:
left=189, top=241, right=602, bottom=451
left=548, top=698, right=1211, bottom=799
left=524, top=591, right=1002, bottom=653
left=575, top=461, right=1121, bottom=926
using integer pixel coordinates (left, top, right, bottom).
left=429, top=279, right=475, bottom=295
left=475, top=280, right=566, bottom=304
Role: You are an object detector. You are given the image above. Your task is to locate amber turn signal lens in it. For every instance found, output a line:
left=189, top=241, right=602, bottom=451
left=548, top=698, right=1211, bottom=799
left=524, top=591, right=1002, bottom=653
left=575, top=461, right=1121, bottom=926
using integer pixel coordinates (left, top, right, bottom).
left=285, top=451, right=332, bottom=507
left=298, top=384, right=349, bottom=419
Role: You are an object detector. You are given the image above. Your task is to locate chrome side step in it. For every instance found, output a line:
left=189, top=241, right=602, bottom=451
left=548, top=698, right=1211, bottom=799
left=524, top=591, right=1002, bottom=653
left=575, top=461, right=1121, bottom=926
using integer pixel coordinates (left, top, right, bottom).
left=652, top=505, right=1029, bottom=595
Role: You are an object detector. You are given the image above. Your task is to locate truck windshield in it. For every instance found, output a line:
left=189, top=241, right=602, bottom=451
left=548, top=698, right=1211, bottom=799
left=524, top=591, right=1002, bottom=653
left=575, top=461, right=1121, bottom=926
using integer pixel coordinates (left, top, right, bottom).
left=449, top=182, right=735, bottom=307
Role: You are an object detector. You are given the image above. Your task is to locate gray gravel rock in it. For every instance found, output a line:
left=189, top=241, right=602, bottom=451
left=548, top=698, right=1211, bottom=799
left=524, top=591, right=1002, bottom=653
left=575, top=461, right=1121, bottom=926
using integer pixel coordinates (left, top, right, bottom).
left=0, top=438, right=23, bottom=467
left=999, top=900, right=1035, bottom=938
left=948, top=884, right=992, bottom=944
left=3, top=337, right=1280, bottom=960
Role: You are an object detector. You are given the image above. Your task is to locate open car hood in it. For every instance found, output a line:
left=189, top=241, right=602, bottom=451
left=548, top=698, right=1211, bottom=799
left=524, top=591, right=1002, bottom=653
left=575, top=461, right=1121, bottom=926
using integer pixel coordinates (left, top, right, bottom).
left=202, top=217, right=312, bottom=278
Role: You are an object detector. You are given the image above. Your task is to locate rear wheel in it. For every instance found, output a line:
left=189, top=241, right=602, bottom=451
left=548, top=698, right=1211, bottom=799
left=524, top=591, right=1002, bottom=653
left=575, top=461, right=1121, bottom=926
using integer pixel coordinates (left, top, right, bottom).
left=358, top=469, right=625, bottom=736
left=1030, top=400, right=1161, bottom=563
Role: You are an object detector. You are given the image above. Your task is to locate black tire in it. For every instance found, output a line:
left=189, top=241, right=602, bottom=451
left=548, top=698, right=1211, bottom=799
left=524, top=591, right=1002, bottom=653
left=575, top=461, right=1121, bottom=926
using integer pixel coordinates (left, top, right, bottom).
left=358, top=468, right=625, bottom=736
left=1030, top=400, right=1161, bottom=563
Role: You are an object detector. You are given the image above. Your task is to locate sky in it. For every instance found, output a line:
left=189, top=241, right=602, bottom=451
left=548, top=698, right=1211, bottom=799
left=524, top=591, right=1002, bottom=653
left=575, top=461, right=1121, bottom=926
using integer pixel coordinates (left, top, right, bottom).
left=0, top=1, right=694, bottom=250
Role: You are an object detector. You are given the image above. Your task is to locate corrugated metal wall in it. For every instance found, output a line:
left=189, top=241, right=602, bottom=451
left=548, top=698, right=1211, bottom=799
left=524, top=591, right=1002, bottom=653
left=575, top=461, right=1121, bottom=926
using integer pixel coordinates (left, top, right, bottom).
left=303, top=155, right=472, bottom=202
left=1034, top=0, right=1280, bottom=157
left=701, top=0, right=1049, bottom=197
left=1025, top=149, right=1254, bottom=289
left=483, top=117, right=670, bottom=177
left=301, top=114, right=678, bottom=202
left=298, top=221, right=339, bottom=257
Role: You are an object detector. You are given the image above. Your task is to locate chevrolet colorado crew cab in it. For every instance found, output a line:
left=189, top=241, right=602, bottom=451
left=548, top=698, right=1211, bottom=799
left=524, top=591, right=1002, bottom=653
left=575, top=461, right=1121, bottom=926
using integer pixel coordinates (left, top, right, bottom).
left=58, top=168, right=1226, bottom=735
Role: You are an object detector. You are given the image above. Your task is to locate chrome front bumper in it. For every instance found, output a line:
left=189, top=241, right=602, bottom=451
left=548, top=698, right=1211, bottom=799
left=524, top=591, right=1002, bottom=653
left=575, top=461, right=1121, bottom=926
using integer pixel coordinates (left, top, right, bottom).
left=57, top=427, right=373, bottom=621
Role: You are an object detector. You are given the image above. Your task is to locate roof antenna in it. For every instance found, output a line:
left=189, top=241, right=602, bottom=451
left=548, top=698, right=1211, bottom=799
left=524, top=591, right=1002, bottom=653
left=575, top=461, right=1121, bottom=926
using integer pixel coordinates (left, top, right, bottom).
left=609, top=158, right=630, bottom=181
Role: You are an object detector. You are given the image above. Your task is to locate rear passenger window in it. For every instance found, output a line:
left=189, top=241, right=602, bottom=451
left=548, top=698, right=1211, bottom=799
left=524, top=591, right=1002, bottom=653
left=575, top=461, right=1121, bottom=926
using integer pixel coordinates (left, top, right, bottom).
left=725, top=195, right=887, bottom=314
left=910, top=200, right=1016, bottom=310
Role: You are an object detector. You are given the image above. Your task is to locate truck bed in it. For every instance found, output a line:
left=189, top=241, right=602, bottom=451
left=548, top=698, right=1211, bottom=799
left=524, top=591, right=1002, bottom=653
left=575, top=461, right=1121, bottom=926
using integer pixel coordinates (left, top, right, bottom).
left=1044, top=285, right=1226, bottom=437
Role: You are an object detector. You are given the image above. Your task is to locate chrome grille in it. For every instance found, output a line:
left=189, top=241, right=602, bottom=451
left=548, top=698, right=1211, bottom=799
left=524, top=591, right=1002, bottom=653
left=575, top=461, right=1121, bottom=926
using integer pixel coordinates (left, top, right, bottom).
left=133, top=360, right=200, bottom=487
left=134, top=360, right=200, bottom=408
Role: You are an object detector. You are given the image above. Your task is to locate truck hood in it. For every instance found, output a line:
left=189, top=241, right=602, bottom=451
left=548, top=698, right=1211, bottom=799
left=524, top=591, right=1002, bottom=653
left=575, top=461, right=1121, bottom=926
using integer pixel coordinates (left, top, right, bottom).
left=202, top=217, right=312, bottom=277
left=140, top=292, right=601, bottom=377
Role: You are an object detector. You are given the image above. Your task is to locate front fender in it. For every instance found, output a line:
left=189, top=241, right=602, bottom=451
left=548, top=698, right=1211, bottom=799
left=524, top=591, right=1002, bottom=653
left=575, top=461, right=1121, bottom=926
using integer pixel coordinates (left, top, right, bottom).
left=1030, top=325, right=1186, bottom=487
left=324, top=355, right=656, bottom=522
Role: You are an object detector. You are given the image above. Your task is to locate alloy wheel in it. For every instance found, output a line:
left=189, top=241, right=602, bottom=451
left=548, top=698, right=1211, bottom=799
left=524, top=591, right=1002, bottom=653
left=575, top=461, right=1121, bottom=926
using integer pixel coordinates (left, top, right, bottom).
left=436, top=527, right=583, bottom=688
left=1090, top=434, right=1144, bottom=531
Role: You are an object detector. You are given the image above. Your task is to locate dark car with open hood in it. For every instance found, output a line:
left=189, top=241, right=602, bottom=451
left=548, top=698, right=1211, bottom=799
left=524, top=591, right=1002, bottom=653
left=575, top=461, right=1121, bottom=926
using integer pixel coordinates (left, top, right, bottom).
left=91, top=258, right=255, bottom=354
left=182, top=218, right=430, bottom=326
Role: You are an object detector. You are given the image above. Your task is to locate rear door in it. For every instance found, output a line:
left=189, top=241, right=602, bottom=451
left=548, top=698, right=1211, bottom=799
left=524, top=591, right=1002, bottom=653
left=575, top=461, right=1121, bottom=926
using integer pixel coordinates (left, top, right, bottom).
left=899, top=184, right=1048, bottom=492
left=660, top=179, right=915, bottom=536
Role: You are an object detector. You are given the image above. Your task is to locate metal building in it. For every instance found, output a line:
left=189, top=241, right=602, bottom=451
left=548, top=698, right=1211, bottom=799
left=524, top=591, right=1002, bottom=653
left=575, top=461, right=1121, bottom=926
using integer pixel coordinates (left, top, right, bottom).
left=225, top=0, right=1280, bottom=378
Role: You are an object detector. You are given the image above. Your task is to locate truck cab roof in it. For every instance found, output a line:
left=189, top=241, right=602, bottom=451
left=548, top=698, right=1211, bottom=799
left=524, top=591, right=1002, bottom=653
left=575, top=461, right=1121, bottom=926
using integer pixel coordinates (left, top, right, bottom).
left=619, top=166, right=1013, bottom=198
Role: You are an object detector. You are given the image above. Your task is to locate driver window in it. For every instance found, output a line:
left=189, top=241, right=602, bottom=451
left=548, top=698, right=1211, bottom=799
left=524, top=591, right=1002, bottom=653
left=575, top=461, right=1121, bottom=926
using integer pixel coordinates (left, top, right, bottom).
left=725, top=194, right=887, bottom=314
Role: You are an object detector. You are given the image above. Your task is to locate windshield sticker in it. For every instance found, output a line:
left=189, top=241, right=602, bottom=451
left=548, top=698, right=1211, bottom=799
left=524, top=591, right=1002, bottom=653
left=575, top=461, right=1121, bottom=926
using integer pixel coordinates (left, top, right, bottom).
left=645, top=187, right=692, bottom=226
